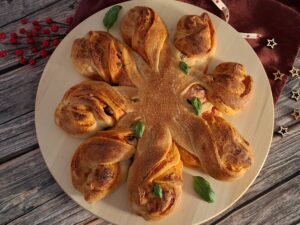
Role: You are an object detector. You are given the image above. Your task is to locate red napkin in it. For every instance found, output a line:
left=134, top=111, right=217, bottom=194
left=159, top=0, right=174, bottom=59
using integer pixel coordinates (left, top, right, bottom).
left=72, top=0, right=300, bottom=104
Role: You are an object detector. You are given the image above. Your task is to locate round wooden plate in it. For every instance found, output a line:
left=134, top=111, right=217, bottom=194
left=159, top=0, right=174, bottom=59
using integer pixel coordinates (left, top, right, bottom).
left=35, top=0, right=274, bottom=224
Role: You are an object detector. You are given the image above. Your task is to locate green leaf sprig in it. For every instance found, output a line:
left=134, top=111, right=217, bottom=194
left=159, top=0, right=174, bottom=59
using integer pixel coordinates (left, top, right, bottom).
left=132, top=121, right=145, bottom=139
left=153, top=183, right=163, bottom=198
left=190, top=97, right=202, bottom=116
left=179, top=61, right=190, bottom=74
left=103, top=5, right=122, bottom=31
left=193, top=176, right=216, bottom=203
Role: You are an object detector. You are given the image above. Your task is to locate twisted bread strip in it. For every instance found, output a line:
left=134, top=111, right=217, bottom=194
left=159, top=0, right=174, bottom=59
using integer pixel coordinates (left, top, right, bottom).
left=55, top=81, right=126, bottom=137
left=174, top=13, right=216, bottom=73
left=199, top=62, right=253, bottom=114
left=127, top=125, right=183, bottom=220
left=71, top=129, right=136, bottom=202
left=71, top=31, right=141, bottom=86
left=171, top=111, right=253, bottom=181
left=121, top=6, right=168, bottom=69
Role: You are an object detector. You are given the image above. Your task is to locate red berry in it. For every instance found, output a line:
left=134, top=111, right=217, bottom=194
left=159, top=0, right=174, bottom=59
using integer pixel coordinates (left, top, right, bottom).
left=0, top=32, right=6, bottom=39
left=53, top=39, right=60, bottom=46
left=10, top=32, right=17, bottom=38
left=16, top=49, right=24, bottom=56
left=40, top=49, right=48, bottom=57
left=34, top=25, right=41, bottom=32
left=42, top=40, right=50, bottom=47
left=10, top=38, right=18, bottom=44
left=27, top=38, right=35, bottom=45
left=19, top=28, right=26, bottom=34
left=31, top=30, right=38, bottom=37
left=31, top=47, right=38, bottom=53
left=20, top=18, right=28, bottom=25
left=26, top=32, right=33, bottom=38
left=29, top=58, right=36, bottom=65
left=46, top=18, right=53, bottom=24
left=66, top=16, right=73, bottom=24
left=0, top=50, right=8, bottom=57
left=32, top=20, right=39, bottom=26
left=19, top=57, right=27, bottom=65
left=51, top=25, right=59, bottom=33
left=43, top=28, right=50, bottom=34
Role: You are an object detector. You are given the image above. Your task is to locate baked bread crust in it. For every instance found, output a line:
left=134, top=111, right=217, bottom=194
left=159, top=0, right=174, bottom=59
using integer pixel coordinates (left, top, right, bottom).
left=55, top=6, right=254, bottom=221
left=71, top=129, right=136, bottom=202
left=55, top=80, right=127, bottom=136
left=71, top=31, right=142, bottom=86
left=121, top=6, right=168, bottom=70
left=174, top=13, right=216, bottom=73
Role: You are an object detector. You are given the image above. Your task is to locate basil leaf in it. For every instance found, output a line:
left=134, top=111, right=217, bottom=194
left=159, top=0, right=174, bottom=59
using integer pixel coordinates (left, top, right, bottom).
left=190, top=97, right=202, bottom=115
left=193, top=176, right=216, bottom=203
left=103, top=5, right=122, bottom=31
left=179, top=61, right=189, bottom=74
left=153, top=183, right=163, bottom=198
left=132, top=121, right=145, bottom=138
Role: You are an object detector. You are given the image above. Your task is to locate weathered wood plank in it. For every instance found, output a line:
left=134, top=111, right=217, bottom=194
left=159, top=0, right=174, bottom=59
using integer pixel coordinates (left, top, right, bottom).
left=0, top=0, right=80, bottom=71
left=0, top=0, right=61, bottom=27
left=7, top=194, right=106, bottom=225
left=0, top=149, right=62, bottom=224
left=0, top=57, right=46, bottom=124
left=214, top=176, right=300, bottom=225
left=0, top=111, right=37, bottom=163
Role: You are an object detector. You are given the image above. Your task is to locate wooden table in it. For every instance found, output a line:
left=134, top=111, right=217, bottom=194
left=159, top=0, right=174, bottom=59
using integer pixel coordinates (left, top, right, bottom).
left=0, top=1, right=299, bottom=224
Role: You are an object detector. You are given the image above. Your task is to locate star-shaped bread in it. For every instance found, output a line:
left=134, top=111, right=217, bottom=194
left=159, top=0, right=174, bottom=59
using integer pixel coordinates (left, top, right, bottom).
left=266, top=38, right=277, bottom=49
left=55, top=7, right=254, bottom=221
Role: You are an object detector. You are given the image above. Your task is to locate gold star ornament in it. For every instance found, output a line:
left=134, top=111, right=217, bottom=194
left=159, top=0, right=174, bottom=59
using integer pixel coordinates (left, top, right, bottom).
left=273, top=70, right=284, bottom=80
left=266, top=38, right=277, bottom=49
left=291, top=89, right=300, bottom=101
left=278, top=126, right=288, bottom=137
left=291, top=108, right=300, bottom=120
left=289, top=66, right=299, bottom=78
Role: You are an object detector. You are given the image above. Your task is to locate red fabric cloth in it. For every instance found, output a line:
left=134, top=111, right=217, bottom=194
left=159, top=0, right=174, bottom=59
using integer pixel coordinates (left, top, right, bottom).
left=72, top=0, right=300, bottom=104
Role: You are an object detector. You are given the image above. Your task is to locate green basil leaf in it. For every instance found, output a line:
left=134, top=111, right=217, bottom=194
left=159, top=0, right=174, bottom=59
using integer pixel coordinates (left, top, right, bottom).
left=103, top=5, right=122, bottom=31
left=179, top=61, right=189, bottom=74
left=132, top=121, right=145, bottom=139
left=153, top=183, right=163, bottom=198
left=190, top=97, right=202, bottom=115
left=193, top=176, right=215, bottom=203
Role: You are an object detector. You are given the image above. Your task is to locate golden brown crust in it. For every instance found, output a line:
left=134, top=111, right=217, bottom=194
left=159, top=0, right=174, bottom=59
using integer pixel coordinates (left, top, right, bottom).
left=59, top=6, right=255, bottom=221
left=121, top=6, right=168, bottom=69
left=177, top=144, right=201, bottom=168
left=174, top=13, right=216, bottom=73
left=71, top=129, right=136, bottom=203
left=127, top=125, right=183, bottom=220
left=199, top=62, right=253, bottom=114
left=71, top=31, right=142, bottom=86
left=71, top=38, right=100, bottom=80
left=55, top=80, right=126, bottom=136
left=172, top=111, right=253, bottom=181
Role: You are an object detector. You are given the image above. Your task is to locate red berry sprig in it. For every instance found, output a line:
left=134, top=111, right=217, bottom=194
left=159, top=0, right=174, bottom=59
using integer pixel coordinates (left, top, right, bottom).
left=0, top=16, right=73, bottom=65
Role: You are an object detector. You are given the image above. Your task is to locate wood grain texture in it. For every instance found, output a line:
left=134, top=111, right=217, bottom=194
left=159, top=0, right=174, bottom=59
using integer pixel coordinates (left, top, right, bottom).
left=213, top=176, right=300, bottom=225
left=0, top=111, right=37, bottom=163
left=0, top=150, right=62, bottom=224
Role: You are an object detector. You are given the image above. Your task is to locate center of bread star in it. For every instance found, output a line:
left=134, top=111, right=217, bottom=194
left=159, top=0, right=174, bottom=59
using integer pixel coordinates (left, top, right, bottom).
left=133, top=46, right=185, bottom=125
